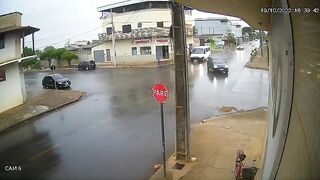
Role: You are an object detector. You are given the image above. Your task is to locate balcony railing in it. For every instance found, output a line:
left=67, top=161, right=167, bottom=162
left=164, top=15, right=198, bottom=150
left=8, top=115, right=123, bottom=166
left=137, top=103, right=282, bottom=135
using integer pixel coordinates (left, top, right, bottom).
left=98, top=27, right=193, bottom=41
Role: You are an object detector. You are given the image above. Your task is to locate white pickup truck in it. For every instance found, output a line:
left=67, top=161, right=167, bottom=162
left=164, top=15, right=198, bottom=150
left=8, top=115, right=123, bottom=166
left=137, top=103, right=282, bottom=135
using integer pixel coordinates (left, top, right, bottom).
left=190, top=46, right=211, bottom=63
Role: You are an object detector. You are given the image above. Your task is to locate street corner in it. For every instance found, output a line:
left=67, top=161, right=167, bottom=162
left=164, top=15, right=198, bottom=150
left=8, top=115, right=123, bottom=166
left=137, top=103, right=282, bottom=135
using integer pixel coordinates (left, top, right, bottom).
left=0, top=89, right=85, bottom=132
left=32, top=89, right=84, bottom=108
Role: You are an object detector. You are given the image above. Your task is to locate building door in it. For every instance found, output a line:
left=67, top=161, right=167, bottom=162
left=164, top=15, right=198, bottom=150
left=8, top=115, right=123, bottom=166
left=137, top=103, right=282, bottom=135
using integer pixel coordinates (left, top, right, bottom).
left=200, top=38, right=205, bottom=46
left=106, top=49, right=111, bottom=61
left=156, top=46, right=169, bottom=60
left=93, top=50, right=105, bottom=62
left=162, top=46, right=169, bottom=59
left=156, top=46, right=163, bottom=60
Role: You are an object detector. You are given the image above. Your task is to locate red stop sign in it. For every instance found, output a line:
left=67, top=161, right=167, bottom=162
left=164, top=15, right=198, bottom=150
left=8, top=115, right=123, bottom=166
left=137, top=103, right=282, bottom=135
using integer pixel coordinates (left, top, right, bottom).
left=152, top=83, right=169, bottom=103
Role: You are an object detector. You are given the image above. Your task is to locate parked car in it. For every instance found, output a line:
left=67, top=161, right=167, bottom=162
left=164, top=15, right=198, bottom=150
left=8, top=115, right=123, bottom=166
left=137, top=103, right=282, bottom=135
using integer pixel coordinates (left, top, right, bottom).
left=42, top=73, right=71, bottom=89
left=237, top=45, right=244, bottom=50
left=190, top=46, right=211, bottom=63
left=77, top=60, right=96, bottom=70
left=207, top=57, right=229, bottom=74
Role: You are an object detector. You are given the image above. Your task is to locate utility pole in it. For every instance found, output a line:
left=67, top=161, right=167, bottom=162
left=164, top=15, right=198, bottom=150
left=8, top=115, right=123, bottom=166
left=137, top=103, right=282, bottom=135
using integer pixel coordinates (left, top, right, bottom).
left=171, top=2, right=190, bottom=161
left=259, top=30, right=263, bottom=57
left=111, top=8, right=117, bottom=66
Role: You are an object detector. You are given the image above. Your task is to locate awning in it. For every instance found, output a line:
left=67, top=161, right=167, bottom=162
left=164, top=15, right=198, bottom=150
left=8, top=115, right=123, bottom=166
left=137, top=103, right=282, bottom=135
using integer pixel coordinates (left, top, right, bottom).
left=0, top=26, right=40, bottom=37
left=175, top=0, right=271, bottom=30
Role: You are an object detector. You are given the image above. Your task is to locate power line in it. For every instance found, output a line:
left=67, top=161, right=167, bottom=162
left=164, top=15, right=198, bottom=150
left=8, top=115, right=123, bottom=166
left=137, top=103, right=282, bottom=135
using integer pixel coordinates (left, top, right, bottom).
left=36, top=24, right=109, bottom=49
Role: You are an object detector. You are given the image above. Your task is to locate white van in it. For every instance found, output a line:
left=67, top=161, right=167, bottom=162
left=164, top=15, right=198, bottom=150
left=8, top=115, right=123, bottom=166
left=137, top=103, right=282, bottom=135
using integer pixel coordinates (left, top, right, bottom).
left=190, top=46, right=211, bottom=63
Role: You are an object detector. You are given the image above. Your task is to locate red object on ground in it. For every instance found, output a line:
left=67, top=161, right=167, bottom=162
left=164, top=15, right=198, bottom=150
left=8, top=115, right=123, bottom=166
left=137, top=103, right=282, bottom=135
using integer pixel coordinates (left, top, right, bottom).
left=152, top=83, right=169, bottom=104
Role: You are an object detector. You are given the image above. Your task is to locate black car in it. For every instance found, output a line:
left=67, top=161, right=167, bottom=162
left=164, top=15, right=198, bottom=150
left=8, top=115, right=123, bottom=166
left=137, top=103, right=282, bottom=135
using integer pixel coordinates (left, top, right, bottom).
left=42, top=74, right=71, bottom=89
left=77, top=60, right=96, bottom=70
left=207, top=57, right=229, bottom=74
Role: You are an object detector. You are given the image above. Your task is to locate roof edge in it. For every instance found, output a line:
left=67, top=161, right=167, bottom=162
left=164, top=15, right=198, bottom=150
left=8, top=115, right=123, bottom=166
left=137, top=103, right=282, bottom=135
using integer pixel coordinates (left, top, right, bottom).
left=0, top=12, right=22, bottom=18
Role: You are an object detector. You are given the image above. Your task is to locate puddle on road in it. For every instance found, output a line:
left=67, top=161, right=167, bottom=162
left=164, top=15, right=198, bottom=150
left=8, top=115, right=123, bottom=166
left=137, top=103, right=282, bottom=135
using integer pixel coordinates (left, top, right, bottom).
left=219, top=106, right=243, bottom=113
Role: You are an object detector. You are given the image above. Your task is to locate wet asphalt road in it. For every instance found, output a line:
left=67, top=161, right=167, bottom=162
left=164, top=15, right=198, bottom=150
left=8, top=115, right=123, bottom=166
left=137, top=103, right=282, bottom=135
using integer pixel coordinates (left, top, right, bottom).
left=0, top=42, right=268, bottom=179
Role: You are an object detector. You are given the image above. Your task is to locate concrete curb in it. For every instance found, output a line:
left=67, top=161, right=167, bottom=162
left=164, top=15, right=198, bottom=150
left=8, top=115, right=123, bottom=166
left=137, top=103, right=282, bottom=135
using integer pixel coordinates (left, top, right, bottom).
left=39, top=91, right=83, bottom=114
left=213, top=106, right=268, bottom=118
left=0, top=92, right=84, bottom=133
left=97, top=63, right=174, bottom=69
left=245, top=64, right=269, bottom=71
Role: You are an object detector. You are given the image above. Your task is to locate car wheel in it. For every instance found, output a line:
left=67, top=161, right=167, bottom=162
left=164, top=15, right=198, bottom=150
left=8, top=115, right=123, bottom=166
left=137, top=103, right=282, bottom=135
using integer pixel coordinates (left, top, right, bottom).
left=86, top=66, right=89, bottom=70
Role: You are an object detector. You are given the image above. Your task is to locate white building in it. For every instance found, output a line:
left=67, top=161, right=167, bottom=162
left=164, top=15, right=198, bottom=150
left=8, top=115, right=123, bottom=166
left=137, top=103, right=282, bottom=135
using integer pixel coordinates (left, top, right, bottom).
left=194, top=17, right=243, bottom=46
left=0, top=12, right=39, bottom=113
left=230, top=22, right=243, bottom=38
left=92, top=0, right=194, bottom=64
left=195, top=18, right=231, bottom=36
left=195, top=18, right=242, bottom=36
left=65, top=40, right=99, bottom=63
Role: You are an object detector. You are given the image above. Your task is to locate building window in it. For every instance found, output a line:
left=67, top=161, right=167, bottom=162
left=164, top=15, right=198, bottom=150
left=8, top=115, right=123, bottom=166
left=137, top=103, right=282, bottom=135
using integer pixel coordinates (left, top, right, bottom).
left=157, top=22, right=164, bottom=27
left=140, top=47, right=151, bottom=55
left=106, top=27, right=113, bottom=35
left=132, top=47, right=137, bottom=55
left=137, top=22, right=142, bottom=28
left=0, top=70, right=6, bottom=82
left=0, top=35, right=5, bottom=49
left=122, top=24, right=132, bottom=33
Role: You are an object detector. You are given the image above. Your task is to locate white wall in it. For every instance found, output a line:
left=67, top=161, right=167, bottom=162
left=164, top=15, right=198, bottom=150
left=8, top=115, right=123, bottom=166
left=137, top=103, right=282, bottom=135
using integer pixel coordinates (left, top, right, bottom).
left=92, top=37, right=176, bottom=62
left=231, top=25, right=242, bottom=38
left=0, top=34, right=21, bottom=63
left=0, top=62, right=24, bottom=113
left=195, top=20, right=231, bottom=35
left=101, top=9, right=193, bottom=32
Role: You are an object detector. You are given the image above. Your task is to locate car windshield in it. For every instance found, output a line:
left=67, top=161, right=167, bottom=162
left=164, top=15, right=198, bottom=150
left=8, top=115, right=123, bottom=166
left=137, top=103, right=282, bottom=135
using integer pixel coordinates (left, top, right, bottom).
left=213, top=59, right=226, bottom=64
left=192, top=48, right=205, bottom=54
left=52, top=74, right=64, bottom=80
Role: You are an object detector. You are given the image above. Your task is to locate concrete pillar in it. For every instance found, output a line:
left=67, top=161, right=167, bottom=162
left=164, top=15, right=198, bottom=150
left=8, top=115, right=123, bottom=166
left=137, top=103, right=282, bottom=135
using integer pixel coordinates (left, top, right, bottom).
left=171, top=2, right=190, bottom=161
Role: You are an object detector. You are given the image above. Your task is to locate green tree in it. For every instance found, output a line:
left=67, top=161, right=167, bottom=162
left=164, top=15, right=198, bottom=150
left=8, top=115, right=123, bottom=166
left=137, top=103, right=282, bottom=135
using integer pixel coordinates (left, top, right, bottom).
left=22, top=47, right=39, bottom=70
left=40, top=46, right=55, bottom=66
left=209, top=37, right=217, bottom=49
left=224, top=34, right=236, bottom=46
left=61, top=51, right=78, bottom=66
left=52, top=48, right=67, bottom=67
left=242, top=27, right=255, bottom=40
left=23, top=47, right=34, bottom=57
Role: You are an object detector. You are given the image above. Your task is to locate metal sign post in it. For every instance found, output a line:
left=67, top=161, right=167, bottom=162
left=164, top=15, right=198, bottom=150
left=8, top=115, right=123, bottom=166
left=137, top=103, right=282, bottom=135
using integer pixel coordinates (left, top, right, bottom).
left=152, top=83, right=169, bottom=177
left=160, top=102, right=166, bottom=177
left=50, top=65, right=56, bottom=89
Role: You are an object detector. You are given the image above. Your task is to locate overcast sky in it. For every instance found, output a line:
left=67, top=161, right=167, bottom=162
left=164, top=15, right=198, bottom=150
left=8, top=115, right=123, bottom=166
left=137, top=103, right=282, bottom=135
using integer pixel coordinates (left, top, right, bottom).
left=0, top=0, right=249, bottom=49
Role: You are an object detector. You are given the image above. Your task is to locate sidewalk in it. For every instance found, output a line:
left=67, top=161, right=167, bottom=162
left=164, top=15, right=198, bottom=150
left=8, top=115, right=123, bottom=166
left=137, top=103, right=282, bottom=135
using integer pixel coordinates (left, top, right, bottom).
left=0, top=90, right=83, bottom=132
left=150, top=109, right=268, bottom=180
left=97, top=59, right=174, bottom=68
left=246, top=45, right=269, bottom=70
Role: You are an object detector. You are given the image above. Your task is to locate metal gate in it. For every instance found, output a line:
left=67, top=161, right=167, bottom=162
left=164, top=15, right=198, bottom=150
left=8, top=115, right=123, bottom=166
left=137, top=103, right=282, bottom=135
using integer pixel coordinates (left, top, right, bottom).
left=93, top=50, right=105, bottom=62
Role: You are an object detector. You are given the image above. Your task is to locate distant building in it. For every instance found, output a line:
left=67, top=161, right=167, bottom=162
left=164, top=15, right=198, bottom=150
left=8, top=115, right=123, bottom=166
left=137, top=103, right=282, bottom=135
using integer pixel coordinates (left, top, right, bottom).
left=194, top=17, right=243, bottom=46
left=230, top=22, right=243, bottom=38
left=92, top=0, right=194, bottom=64
left=66, top=40, right=101, bottom=62
left=195, top=18, right=232, bottom=36
left=0, top=12, right=39, bottom=113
